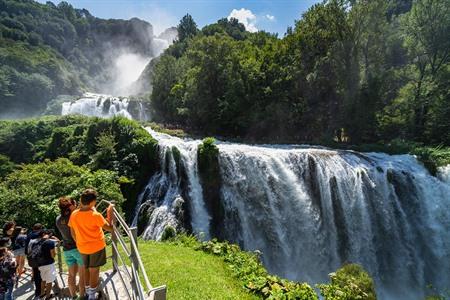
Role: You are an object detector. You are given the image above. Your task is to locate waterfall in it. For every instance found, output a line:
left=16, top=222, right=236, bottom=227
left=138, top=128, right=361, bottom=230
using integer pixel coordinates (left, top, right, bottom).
left=61, top=93, right=148, bottom=120
left=438, top=165, right=450, bottom=185
left=136, top=134, right=450, bottom=300
left=132, top=128, right=211, bottom=240
left=217, top=145, right=450, bottom=300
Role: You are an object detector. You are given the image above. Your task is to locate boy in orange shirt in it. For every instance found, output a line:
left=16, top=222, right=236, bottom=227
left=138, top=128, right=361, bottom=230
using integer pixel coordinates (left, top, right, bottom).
left=68, top=189, right=114, bottom=300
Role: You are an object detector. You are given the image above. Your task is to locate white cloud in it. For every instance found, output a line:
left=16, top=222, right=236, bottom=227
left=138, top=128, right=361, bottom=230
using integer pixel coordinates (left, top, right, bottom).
left=228, top=8, right=258, bottom=33
left=265, top=14, right=275, bottom=21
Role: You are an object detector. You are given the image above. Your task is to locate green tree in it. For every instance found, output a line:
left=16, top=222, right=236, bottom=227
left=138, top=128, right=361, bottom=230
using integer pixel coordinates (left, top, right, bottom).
left=0, top=158, right=124, bottom=228
left=177, top=14, right=198, bottom=42
left=401, top=0, right=450, bottom=139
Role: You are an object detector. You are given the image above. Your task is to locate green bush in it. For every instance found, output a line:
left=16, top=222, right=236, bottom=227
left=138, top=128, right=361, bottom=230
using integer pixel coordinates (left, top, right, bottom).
left=317, top=264, right=376, bottom=300
left=0, top=158, right=124, bottom=229
left=0, top=154, right=16, bottom=178
left=161, top=226, right=177, bottom=241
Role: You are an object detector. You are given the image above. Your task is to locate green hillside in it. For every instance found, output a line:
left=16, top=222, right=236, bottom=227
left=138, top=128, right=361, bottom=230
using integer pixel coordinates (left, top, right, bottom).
left=0, top=0, right=155, bottom=117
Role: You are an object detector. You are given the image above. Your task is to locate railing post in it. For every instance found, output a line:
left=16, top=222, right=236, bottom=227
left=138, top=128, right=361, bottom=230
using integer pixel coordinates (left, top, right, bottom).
left=130, top=226, right=139, bottom=299
left=111, top=209, right=118, bottom=274
left=111, top=228, right=118, bottom=273
left=130, top=227, right=139, bottom=274
left=57, top=245, right=63, bottom=275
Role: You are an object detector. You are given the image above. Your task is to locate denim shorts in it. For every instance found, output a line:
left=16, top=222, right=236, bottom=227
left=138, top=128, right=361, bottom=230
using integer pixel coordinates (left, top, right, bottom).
left=63, top=248, right=84, bottom=267
left=13, top=247, right=25, bottom=257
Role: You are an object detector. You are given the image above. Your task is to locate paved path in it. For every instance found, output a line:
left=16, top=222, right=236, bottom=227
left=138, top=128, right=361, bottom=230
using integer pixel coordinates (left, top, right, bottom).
left=15, top=268, right=131, bottom=300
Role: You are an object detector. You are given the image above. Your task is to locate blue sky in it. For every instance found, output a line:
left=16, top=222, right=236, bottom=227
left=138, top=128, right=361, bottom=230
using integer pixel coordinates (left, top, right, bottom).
left=38, top=0, right=321, bottom=36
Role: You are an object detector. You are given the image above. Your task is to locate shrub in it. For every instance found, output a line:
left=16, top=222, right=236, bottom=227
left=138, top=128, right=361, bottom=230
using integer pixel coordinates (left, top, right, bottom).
left=317, top=264, right=376, bottom=300
left=0, top=158, right=124, bottom=229
left=161, top=226, right=177, bottom=241
left=0, top=154, right=16, bottom=178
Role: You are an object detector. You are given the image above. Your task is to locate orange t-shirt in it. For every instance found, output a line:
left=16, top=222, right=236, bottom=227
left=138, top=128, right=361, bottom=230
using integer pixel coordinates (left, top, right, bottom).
left=68, top=208, right=107, bottom=254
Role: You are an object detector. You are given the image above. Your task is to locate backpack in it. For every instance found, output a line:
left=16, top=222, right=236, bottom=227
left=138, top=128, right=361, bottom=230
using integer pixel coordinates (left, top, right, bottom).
left=27, top=239, right=45, bottom=268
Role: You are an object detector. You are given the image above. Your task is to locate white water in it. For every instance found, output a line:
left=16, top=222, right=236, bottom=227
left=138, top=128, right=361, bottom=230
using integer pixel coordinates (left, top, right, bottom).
left=62, top=93, right=132, bottom=118
left=136, top=136, right=450, bottom=300
left=438, top=164, right=450, bottom=185
left=132, top=128, right=211, bottom=240
left=61, top=93, right=149, bottom=121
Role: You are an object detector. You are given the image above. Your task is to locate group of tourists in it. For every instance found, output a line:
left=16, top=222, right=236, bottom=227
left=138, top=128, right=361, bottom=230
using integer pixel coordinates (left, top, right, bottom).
left=0, top=189, right=114, bottom=300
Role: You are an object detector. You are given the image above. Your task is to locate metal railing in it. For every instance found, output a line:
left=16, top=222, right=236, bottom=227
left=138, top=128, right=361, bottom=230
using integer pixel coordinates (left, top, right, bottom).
left=97, top=200, right=167, bottom=300
left=56, top=201, right=167, bottom=300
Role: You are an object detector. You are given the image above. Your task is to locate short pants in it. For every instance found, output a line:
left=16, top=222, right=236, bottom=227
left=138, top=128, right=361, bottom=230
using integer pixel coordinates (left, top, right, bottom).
left=39, top=263, right=56, bottom=283
left=63, top=248, right=84, bottom=267
left=13, top=247, right=25, bottom=257
left=81, top=248, right=106, bottom=268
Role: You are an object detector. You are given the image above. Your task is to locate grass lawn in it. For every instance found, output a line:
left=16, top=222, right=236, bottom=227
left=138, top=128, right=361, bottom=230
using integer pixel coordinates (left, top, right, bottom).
left=100, top=240, right=259, bottom=300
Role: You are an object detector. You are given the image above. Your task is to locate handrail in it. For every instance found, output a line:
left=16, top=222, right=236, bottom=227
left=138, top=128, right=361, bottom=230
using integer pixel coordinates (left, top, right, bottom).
left=96, top=199, right=167, bottom=300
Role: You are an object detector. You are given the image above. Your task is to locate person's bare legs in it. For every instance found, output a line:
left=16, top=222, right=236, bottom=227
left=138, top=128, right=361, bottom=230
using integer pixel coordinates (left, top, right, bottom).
left=83, top=267, right=90, bottom=297
left=15, top=255, right=25, bottom=287
left=40, top=280, right=46, bottom=298
left=89, top=267, right=100, bottom=290
left=79, top=264, right=86, bottom=297
left=45, top=281, right=52, bottom=298
left=16, top=255, right=25, bottom=275
left=39, top=281, right=52, bottom=298
left=68, top=264, right=78, bottom=297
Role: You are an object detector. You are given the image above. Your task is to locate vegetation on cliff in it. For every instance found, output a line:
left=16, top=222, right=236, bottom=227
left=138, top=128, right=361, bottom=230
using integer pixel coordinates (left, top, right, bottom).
left=0, top=115, right=158, bottom=218
left=0, top=0, right=155, bottom=116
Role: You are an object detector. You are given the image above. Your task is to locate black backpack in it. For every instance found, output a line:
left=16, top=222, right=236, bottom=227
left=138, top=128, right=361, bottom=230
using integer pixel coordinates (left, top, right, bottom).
left=27, top=239, right=45, bottom=268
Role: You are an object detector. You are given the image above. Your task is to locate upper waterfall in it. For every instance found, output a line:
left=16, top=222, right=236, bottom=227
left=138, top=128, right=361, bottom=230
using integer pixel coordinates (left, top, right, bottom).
left=61, top=93, right=149, bottom=121
left=135, top=132, right=450, bottom=300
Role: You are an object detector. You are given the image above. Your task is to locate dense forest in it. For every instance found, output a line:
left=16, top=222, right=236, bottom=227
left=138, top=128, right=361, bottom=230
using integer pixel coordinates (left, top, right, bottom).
left=150, top=0, right=449, bottom=145
left=1, top=0, right=448, bottom=146
left=0, top=115, right=158, bottom=226
left=0, top=0, right=157, bottom=117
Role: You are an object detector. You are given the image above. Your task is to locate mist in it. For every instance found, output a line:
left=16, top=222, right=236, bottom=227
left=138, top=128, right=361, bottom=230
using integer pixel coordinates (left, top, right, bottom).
left=110, top=52, right=151, bottom=95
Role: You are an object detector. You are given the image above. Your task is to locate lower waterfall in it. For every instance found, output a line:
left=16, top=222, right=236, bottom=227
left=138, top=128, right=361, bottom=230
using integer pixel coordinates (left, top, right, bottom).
left=136, top=133, right=450, bottom=300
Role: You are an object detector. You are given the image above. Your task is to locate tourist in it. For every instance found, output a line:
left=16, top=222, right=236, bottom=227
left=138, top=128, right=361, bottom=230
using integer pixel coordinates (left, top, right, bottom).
left=28, top=230, right=59, bottom=300
left=25, top=224, right=43, bottom=299
left=12, top=229, right=27, bottom=287
left=56, top=197, right=85, bottom=299
left=2, top=222, right=25, bottom=288
left=68, top=189, right=114, bottom=300
left=0, top=237, right=17, bottom=300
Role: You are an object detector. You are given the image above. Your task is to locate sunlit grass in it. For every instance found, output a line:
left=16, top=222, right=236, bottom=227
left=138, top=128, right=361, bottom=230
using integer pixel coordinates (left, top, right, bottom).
left=99, top=240, right=258, bottom=300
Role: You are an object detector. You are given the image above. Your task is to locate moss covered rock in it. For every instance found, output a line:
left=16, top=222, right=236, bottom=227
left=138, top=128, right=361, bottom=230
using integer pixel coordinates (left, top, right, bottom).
left=197, top=137, right=224, bottom=238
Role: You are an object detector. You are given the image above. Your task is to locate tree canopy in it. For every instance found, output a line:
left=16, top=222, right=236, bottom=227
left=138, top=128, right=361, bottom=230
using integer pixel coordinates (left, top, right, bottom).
left=150, top=0, right=450, bottom=145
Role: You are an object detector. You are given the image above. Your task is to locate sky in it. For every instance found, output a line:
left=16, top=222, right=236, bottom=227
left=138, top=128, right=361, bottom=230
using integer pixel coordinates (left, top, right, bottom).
left=37, top=0, right=321, bottom=36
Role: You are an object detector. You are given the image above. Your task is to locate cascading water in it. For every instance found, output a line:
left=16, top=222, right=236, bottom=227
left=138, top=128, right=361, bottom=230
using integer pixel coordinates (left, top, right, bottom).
left=136, top=135, right=450, bottom=300
left=62, top=93, right=132, bottom=118
left=61, top=93, right=149, bottom=121
left=438, top=165, right=450, bottom=185
left=132, top=128, right=211, bottom=240
left=217, top=145, right=450, bottom=300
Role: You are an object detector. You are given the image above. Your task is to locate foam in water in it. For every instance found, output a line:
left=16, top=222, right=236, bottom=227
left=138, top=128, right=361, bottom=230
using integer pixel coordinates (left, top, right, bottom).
left=61, top=93, right=148, bottom=120
left=137, top=134, right=450, bottom=300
